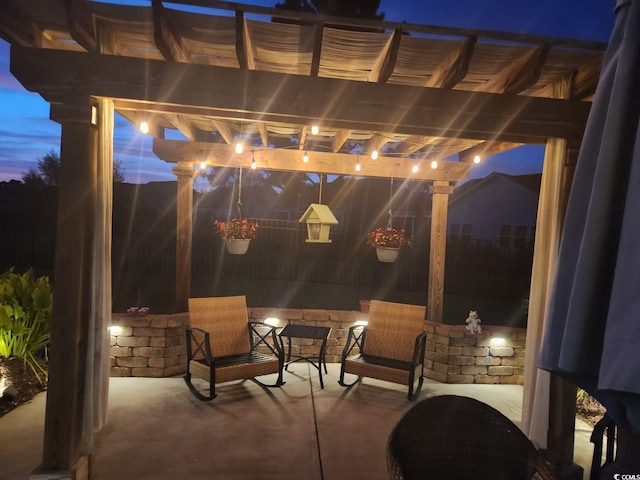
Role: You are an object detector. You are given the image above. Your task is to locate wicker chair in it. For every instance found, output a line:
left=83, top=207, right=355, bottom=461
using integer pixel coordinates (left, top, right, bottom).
left=339, top=300, right=426, bottom=400
left=387, top=395, right=557, bottom=480
left=184, top=295, right=284, bottom=400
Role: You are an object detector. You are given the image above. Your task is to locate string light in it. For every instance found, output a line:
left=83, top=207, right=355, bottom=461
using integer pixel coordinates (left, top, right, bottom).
left=311, top=125, right=319, bottom=135
left=138, top=120, right=150, bottom=134
left=473, top=155, right=481, bottom=164
left=430, top=160, right=438, bottom=169
left=251, top=152, right=256, bottom=170
left=412, top=164, right=419, bottom=173
left=303, top=151, right=309, bottom=163
left=371, top=150, right=378, bottom=160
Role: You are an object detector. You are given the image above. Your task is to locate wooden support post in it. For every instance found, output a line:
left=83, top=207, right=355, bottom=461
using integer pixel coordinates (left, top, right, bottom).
left=174, top=163, right=194, bottom=313
left=34, top=97, right=98, bottom=479
left=547, top=376, right=582, bottom=479
left=427, top=181, right=453, bottom=323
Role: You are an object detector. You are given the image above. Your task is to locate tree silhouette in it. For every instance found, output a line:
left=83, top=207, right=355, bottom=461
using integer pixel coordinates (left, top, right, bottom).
left=22, top=150, right=125, bottom=186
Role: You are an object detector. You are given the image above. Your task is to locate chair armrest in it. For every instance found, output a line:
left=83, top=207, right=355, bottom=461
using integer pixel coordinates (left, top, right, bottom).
left=341, top=325, right=366, bottom=360
left=248, top=322, right=283, bottom=358
left=411, top=332, right=427, bottom=365
left=185, top=327, right=214, bottom=364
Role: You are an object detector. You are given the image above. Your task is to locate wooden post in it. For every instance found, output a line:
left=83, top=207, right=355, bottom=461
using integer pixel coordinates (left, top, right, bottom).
left=173, top=162, right=194, bottom=313
left=36, top=98, right=98, bottom=479
left=427, top=181, right=454, bottom=323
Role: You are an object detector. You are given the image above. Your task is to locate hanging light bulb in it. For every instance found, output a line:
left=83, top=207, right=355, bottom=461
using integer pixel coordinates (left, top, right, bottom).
left=303, top=151, right=309, bottom=163
left=311, top=125, right=319, bottom=135
left=138, top=120, right=150, bottom=134
left=430, top=159, right=438, bottom=169
left=412, top=164, right=419, bottom=173
left=235, top=142, right=244, bottom=154
left=473, top=154, right=481, bottom=164
left=355, top=157, right=361, bottom=172
left=371, top=150, right=378, bottom=160
left=200, top=161, right=206, bottom=170
left=251, top=152, right=257, bottom=170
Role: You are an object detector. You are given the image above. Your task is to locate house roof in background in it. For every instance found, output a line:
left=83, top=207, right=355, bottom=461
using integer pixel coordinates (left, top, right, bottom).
left=450, top=172, right=542, bottom=205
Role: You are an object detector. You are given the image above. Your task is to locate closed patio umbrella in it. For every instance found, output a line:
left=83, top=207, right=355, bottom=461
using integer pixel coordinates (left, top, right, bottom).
left=539, top=0, right=640, bottom=437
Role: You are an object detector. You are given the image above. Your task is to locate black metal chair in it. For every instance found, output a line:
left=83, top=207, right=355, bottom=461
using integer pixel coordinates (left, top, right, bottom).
left=590, top=413, right=640, bottom=480
left=387, top=395, right=557, bottom=480
left=184, top=295, right=284, bottom=400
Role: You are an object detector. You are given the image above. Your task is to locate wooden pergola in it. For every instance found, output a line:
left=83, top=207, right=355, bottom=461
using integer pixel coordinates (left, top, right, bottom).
left=0, top=0, right=606, bottom=478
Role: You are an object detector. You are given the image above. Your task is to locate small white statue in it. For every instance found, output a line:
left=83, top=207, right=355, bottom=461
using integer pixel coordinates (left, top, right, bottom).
left=465, top=310, right=482, bottom=334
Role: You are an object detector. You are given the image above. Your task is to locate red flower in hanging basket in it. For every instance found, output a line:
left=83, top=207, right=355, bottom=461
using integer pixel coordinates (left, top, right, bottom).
left=214, top=218, right=259, bottom=240
left=366, top=227, right=409, bottom=248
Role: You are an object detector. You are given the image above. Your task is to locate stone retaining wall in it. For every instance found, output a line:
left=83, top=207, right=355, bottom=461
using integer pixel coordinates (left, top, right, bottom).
left=423, top=321, right=526, bottom=385
left=109, top=310, right=526, bottom=385
left=109, top=313, right=189, bottom=377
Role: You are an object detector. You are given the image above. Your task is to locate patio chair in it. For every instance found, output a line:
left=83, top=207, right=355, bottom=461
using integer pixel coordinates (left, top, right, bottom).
left=387, top=395, right=557, bottom=480
left=338, top=300, right=426, bottom=400
left=184, top=295, right=284, bottom=400
left=590, top=413, right=640, bottom=480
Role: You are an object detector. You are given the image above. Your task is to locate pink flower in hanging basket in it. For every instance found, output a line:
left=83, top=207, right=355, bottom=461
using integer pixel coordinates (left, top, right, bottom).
left=366, top=227, right=410, bottom=248
left=213, top=218, right=259, bottom=240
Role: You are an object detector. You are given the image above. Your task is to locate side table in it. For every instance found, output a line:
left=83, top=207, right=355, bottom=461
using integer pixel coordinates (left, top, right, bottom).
left=278, top=324, right=331, bottom=388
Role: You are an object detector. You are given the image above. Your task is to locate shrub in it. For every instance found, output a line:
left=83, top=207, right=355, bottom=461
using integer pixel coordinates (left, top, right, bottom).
left=0, top=268, right=52, bottom=381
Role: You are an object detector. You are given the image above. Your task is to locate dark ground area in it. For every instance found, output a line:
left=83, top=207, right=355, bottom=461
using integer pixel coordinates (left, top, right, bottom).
left=0, top=357, right=47, bottom=418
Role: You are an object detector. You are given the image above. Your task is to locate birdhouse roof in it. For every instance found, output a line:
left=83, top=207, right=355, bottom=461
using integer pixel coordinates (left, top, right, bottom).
left=298, top=203, right=339, bottom=224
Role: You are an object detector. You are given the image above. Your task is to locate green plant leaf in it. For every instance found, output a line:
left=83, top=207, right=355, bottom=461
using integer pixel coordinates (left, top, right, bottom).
left=0, top=305, right=13, bottom=330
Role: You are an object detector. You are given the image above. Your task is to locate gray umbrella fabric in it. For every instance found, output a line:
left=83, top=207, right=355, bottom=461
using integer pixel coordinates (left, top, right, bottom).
left=539, top=0, right=640, bottom=434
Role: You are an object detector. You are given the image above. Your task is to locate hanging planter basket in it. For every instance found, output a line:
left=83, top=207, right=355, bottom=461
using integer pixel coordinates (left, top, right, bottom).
left=376, top=246, right=400, bottom=263
left=226, top=238, right=251, bottom=255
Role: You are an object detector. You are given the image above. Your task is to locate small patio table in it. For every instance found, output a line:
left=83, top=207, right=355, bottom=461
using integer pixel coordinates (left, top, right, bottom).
left=278, top=324, right=331, bottom=388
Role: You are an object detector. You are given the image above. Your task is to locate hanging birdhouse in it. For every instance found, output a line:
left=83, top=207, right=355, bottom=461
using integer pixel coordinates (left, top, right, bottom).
left=298, top=203, right=339, bottom=243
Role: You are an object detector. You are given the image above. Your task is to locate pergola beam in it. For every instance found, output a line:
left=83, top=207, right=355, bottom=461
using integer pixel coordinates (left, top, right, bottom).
left=10, top=46, right=592, bottom=144
left=153, top=138, right=472, bottom=182
left=426, top=36, right=476, bottom=89
left=152, top=0, right=190, bottom=63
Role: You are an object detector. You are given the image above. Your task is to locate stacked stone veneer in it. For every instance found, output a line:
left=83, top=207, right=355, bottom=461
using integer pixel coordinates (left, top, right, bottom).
left=423, top=321, right=526, bottom=385
left=109, top=310, right=526, bottom=385
left=110, top=313, right=189, bottom=377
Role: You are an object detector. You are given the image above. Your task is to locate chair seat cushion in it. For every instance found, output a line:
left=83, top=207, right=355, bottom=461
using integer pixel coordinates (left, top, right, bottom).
left=190, top=352, right=281, bottom=384
left=344, top=354, right=418, bottom=386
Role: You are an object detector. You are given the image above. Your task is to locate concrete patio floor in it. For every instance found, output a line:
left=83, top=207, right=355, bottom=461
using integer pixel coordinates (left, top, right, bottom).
left=0, top=363, right=597, bottom=480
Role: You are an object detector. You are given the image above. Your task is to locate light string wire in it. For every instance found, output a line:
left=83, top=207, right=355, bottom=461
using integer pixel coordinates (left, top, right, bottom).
left=388, top=176, right=394, bottom=228
left=236, top=166, right=243, bottom=218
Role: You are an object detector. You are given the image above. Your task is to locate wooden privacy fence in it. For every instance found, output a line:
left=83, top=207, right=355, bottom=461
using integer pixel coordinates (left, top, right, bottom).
left=0, top=221, right=533, bottom=300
